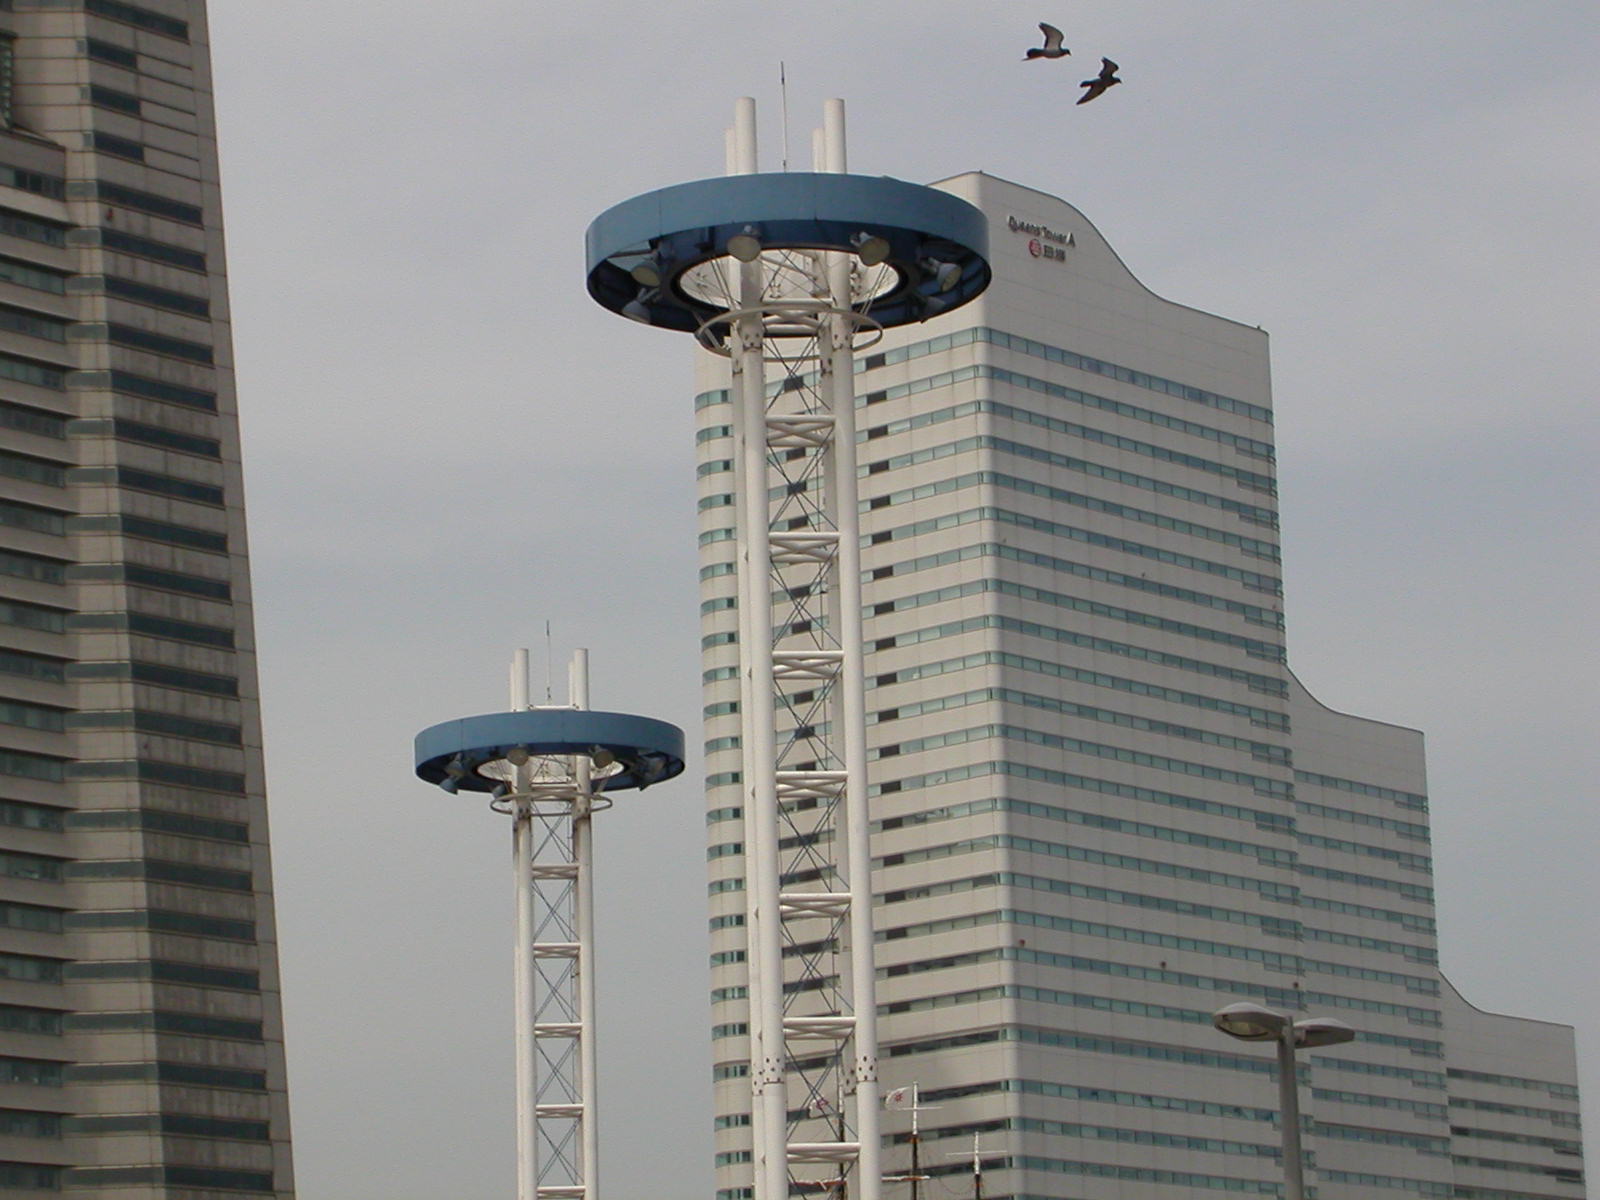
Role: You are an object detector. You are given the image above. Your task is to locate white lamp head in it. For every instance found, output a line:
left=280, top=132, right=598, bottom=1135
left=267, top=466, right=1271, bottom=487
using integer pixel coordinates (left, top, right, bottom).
left=1212, top=1002, right=1288, bottom=1041
left=1292, top=1017, right=1356, bottom=1049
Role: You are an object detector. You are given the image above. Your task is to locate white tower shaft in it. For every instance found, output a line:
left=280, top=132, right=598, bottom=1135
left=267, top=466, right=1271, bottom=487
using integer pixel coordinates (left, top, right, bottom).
left=728, top=98, right=883, bottom=1200
left=511, top=650, right=599, bottom=1200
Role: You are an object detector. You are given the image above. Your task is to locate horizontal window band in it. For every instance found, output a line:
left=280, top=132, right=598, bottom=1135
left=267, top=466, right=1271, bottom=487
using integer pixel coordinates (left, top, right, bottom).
left=67, top=658, right=238, bottom=696
left=0, top=350, right=66, bottom=391
left=66, top=466, right=224, bottom=506
left=87, top=84, right=140, bottom=115
left=63, top=959, right=259, bottom=991
left=0, top=398, right=67, bottom=439
left=85, top=131, right=146, bottom=162
left=64, top=759, right=247, bottom=796
left=86, top=180, right=203, bottom=225
left=92, top=228, right=205, bottom=272
left=0, top=303, right=68, bottom=343
left=100, top=322, right=214, bottom=364
left=0, top=547, right=68, bottom=584
left=65, top=856, right=253, bottom=892
left=67, top=513, right=227, bottom=553
left=66, top=561, right=232, bottom=600
left=64, top=1062, right=264, bottom=1090
left=66, top=1165, right=274, bottom=1192
left=0, top=208, right=68, bottom=247
left=0, top=899, right=64, bottom=934
left=877, top=541, right=1281, bottom=626
left=85, top=38, right=138, bottom=69
left=876, top=645, right=1288, bottom=730
left=0, top=498, right=67, bottom=538
left=0, top=747, right=66, bottom=782
left=871, top=469, right=1280, bottom=560
left=66, top=905, right=256, bottom=940
left=67, top=415, right=221, bottom=458
left=874, top=504, right=1283, bottom=594
left=0, top=797, right=66, bottom=831
left=67, top=708, right=242, bottom=746
left=66, top=806, right=249, bottom=844
left=85, top=0, right=191, bottom=40
left=881, top=577, right=1286, bottom=662
left=0, top=697, right=66, bottom=732
left=0, top=448, right=70, bottom=489
left=96, top=274, right=211, bottom=317
left=0, top=162, right=64, bottom=199
left=69, top=611, right=235, bottom=648
left=64, top=1111, right=269, bottom=1139
left=85, top=368, right=218, bottom=411
left=0, top=951, right=66, bottom=983
left=0, top=1057, right=65, bottom=1085
left=0, top=255, right=67, bottom=294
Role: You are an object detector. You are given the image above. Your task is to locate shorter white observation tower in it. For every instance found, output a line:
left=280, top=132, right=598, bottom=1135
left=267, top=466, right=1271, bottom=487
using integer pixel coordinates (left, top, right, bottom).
left=414, top=650, right=685, bottom=1200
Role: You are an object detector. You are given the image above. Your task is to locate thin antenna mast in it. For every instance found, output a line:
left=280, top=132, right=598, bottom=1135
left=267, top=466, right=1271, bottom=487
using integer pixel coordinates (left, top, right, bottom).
left=544, top=620, right=553, bottom=703
left=780, top=62, right=789, bottom=171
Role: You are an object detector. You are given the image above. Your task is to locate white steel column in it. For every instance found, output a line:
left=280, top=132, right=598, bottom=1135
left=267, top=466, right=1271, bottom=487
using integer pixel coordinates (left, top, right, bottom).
left=512, top=649, right=537, bottom=1200
left=570, top=650, right=599, bottom=1198
left=821, top=97, right=882, bottom=1199
left=729, top=95, right=789, bottom=1200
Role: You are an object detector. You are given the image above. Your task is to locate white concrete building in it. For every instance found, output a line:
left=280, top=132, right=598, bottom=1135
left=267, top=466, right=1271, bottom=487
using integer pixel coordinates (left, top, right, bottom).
left=697, top=173, right=1582, bottom=1200
left=0, top=3, right=293, bottom=1196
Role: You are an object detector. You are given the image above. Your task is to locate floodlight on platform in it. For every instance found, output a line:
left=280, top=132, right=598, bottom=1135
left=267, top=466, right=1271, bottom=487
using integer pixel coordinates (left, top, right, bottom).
left=727, top=225, right=763, bottom=262
left=922, top=256, right=961, bottom=292
left=852, top=231, right=891, bottom=266
left=630, top=255, right=666, bottom=287
left=621, top=286, right=657, bottom=324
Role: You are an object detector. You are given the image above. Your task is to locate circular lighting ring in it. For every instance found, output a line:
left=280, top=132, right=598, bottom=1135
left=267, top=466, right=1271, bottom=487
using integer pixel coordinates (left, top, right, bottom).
left=694, top=300, right=885, bottom=357
left=586, top=172, right=991, bottom=334
left=414, top=709, right=686, bottom=795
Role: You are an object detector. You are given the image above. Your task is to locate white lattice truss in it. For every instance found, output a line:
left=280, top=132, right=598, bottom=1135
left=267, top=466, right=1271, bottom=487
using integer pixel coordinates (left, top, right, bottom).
left=501, top=725, right=600, bottom=1200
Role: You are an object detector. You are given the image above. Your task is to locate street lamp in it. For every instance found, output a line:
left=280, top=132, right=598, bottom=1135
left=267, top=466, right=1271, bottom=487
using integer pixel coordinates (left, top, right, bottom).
left=1212, top=1002, right=1355, bottom=1200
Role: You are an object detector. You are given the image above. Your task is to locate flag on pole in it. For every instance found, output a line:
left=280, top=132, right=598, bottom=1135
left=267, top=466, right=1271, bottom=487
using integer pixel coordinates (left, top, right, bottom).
left=884, top=1085, right=913, bottom=1109
left=807, top=1094, right=834, bottom=1118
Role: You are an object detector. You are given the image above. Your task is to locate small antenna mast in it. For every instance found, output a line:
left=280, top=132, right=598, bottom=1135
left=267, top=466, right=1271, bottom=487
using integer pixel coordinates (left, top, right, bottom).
left=780, top=61, right=790, bottom=171
left=544, top=620, right=553, bottom=704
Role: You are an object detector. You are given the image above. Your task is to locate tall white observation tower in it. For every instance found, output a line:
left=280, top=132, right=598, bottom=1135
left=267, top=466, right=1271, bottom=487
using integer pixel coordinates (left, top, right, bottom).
left=586, top=100, right=990, bottom=1200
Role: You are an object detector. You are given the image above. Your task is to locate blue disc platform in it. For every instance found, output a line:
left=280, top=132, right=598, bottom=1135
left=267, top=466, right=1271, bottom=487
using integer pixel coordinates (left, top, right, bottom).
left=586, top=172, right=989, bottom=334
left=414, top=709, right=686, bottom=794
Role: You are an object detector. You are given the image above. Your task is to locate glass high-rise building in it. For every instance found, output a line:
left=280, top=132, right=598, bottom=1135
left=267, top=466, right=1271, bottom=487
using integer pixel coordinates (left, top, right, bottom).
left=698, top=172, right=1582, bottom=1200
left=0, top=2, right=293, bottom=1195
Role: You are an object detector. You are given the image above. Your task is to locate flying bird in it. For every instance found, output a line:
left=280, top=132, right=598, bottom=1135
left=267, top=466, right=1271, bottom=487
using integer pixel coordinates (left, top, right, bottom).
left=1024, top=22, right=1070, bottom=60
left=1077, top=57, right=1121, bottom=104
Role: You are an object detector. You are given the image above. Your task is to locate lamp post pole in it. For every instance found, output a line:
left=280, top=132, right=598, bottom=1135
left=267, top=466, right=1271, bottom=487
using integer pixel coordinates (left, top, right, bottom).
left=1272, top=1025, right=1306, bottom=1200
left=1212, top=1002, right=1355, bottom=1200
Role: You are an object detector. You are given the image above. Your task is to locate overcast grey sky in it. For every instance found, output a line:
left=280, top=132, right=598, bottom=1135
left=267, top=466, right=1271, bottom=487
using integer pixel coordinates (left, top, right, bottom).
left=204, top=4, right=1597, bottom=1196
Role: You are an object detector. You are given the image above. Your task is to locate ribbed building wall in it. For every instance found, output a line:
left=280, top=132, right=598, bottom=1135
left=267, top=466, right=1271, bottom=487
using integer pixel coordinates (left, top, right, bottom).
left=699, top=172, right=1581, bottom=1200
left=0, top=3, right=293, bottom=1196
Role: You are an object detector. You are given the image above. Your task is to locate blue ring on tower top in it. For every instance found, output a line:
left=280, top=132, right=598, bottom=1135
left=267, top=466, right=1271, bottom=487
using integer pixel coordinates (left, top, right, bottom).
left=414, top=709, right=686, bottom=795
left=586, top=173, right=990, bottom=334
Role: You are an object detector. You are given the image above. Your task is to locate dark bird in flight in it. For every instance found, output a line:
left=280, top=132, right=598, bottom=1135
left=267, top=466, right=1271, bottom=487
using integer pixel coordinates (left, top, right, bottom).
left=1077, top=57, right=1121, bottom=104
left=1024, top=22, right=1070, bottom=60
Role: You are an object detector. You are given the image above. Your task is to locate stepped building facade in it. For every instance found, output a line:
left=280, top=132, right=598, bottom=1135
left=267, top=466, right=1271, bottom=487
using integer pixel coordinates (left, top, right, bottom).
left=697, top=172, right=1583, bottom=1200
left=0, top=2, right=293, bottom=1196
